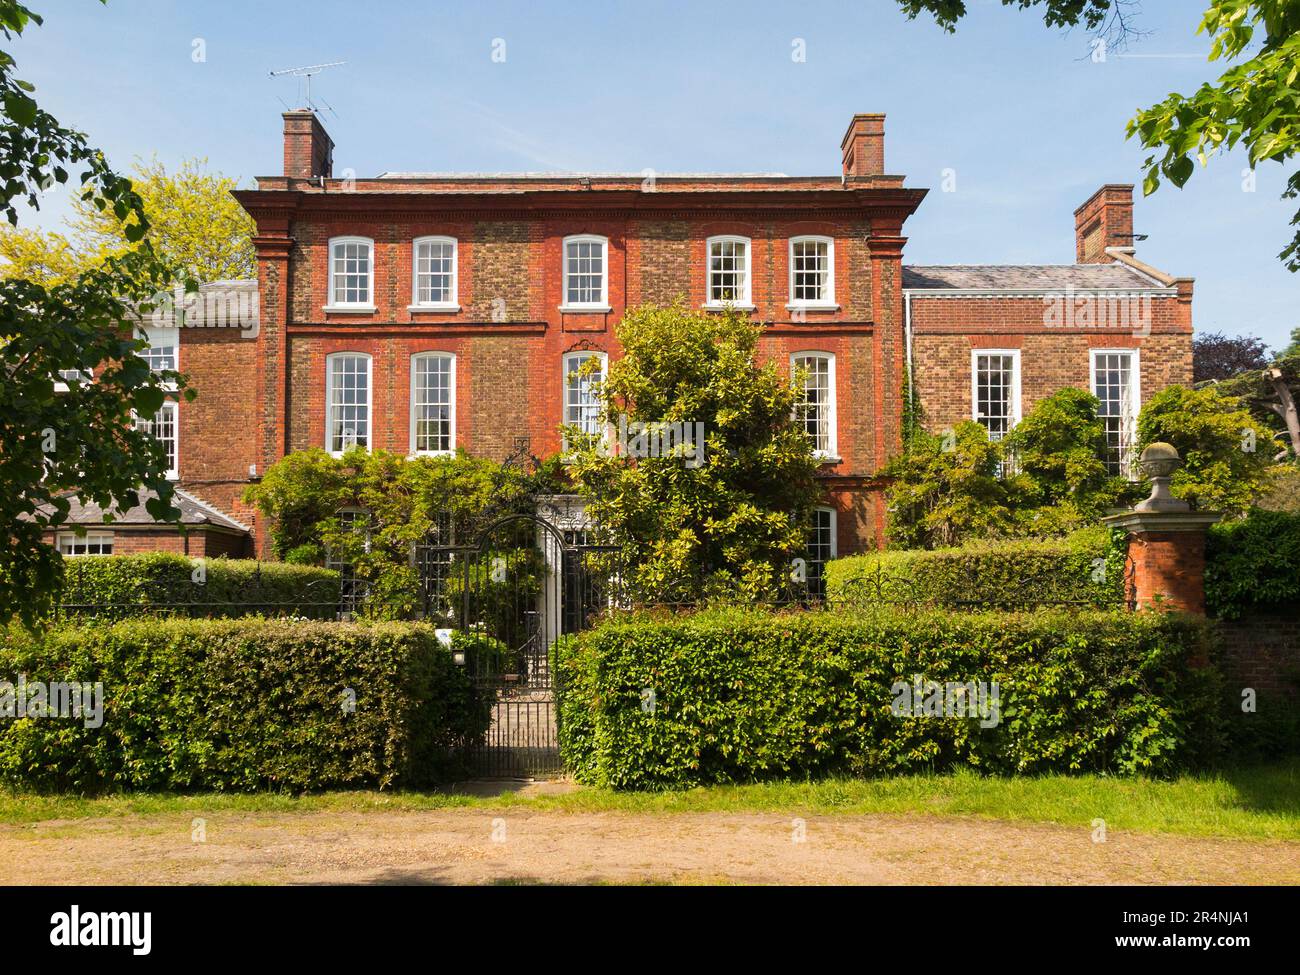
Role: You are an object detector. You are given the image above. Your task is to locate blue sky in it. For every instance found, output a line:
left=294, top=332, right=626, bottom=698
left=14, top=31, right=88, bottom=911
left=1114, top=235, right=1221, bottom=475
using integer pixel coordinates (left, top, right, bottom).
left=12, top=0, right=1298, bottom=348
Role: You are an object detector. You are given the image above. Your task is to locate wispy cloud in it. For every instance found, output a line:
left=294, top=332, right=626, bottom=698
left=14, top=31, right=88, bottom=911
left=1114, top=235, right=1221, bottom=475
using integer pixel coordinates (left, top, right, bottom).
left=448, top=97, right=574, bottom=171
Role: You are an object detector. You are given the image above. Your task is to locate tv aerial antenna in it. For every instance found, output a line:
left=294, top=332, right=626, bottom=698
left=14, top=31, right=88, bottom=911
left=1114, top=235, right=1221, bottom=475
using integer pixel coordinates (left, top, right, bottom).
left=269, top=61, right=346, bottom=114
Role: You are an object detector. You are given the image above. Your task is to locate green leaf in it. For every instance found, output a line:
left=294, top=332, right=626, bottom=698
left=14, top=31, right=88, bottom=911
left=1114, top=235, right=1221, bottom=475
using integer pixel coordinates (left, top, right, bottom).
left=1167, top=155, right=1195, bottom=187
left=131, top=385, right=165, bottom=415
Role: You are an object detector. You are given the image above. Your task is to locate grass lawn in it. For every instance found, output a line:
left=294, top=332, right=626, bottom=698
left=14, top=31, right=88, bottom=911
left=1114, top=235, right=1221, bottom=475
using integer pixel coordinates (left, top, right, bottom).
left=2, top=759, right=1296, bottom=841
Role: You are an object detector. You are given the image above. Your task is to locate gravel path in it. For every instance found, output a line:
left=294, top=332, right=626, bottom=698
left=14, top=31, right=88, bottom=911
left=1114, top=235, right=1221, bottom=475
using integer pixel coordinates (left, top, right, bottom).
left=3, top=806, right=1296, bottom=885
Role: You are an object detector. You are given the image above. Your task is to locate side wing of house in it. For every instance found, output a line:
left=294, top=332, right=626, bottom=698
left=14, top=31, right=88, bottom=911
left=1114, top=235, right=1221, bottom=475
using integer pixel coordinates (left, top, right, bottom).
left=906, top=185, right=1194, bottom=475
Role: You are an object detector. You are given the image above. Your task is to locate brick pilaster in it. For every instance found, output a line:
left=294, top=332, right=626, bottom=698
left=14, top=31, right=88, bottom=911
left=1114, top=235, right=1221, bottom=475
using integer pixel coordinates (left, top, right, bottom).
left=1101, top=511, right=1222, bottom=664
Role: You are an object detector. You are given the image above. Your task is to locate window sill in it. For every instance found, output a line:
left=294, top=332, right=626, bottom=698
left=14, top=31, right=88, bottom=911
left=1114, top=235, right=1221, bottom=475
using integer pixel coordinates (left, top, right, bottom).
left=702, top=303, right=756, bottom=312
left=786, top=303, right=840, bottom=312
left=322, top=305, right=378, bottom=314
left=407, top=304, right=461, bottom=313
left=409, top=450, right=456, bottom=459
left=558, top=305, right=612, bottom=314
left=814, top=454, right=842, bottom=465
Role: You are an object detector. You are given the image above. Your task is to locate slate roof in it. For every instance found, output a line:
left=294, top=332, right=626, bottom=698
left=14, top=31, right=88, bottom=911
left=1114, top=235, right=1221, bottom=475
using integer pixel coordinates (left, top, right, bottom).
left=902, top=264, right=1170, bottom=292
left=40, top=488, right=250, bottom=533
left=130, top=279, right=258, bottom=330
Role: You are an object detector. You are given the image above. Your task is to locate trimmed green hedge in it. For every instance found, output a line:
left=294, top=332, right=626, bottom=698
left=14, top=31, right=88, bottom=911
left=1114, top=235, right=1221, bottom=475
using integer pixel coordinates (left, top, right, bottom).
left=558, top=607, right=1220, bottom=789
left=0, top=618, right=488, bottom=791
left=1205, top=509, right=1300, bottom=619
left=58, top=553, right=340, bottom=618
left=824, top=527, right=1121, bottom=609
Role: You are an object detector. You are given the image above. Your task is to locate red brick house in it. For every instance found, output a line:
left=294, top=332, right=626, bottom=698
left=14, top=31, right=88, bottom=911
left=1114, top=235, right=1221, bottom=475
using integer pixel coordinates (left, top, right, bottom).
left=52, top=111, right=1193, bottom=574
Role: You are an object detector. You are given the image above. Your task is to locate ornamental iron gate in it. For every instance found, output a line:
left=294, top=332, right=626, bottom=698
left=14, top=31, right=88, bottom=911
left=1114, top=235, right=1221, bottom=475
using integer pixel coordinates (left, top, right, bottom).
left=421, top=513, right=618, bottom=778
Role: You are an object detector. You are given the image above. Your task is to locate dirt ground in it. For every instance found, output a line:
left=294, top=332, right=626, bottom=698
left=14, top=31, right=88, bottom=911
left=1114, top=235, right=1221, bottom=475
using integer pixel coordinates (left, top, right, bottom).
left=3, top=786, right=1296, bottom=885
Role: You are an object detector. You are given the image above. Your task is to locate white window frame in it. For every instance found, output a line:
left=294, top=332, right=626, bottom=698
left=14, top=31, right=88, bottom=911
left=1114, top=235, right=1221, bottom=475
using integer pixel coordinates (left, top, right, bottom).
left=1090, top=348, right=1142, bottom=478
left=56, top=531, right=114, bottom=556
left=138, top=324, right=180, bottom=379
left=970, top=349, right=1022, bottom=441
left=704, top=235, right=754, bottom=309
left=807, top=506, right=838, bottom=597
left=324, top=236, right=377, bottom=312
left=787, top=235, right=837, bottom=310
left=791, top=351, right=838, bottom=460
left=325, top=352, right=373, bottom=456
left=53, top=367, right=93, bottom=393
left=409, top=352, right=456, bottom=457
left=559, top=234, right=611, bottom=312
left=409, top=236, right=459, bottom=311
left=562, top=351, right=608, bottom=450
left=123, top=324, right=180, bottom=479
left=157, top=400, right=179, bottom=480
left=326, top=507, right=372, bottom=564
left=133, top=400, right=179, bottom=480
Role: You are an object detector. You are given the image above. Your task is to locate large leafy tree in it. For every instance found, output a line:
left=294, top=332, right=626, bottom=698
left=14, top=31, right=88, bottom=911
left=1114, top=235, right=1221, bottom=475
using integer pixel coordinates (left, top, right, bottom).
left=1, top=157, right=254, bottom=285
left=897, top=0, right=1122, bottom=33
left=1193, top=330, right=1272, bottom=383
left=566, top=304, right=821, bottom=602
left=0, top=225, right=79, bottom=283
left=898, top=0, right=1300, bottom=272
left=1212, top=342, right=1300, bottom=458
left=1, top=0, right=190, bottom=625
left=890, top=384, right=1276, bottom=546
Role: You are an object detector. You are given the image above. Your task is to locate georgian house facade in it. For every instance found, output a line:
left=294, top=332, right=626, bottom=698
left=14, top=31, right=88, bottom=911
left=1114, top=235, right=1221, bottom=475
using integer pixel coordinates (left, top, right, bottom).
left=50, top=111, right=1193, bottom=574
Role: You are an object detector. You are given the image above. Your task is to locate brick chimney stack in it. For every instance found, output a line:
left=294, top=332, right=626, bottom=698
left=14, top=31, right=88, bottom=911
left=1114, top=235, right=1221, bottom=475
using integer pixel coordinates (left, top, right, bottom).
left=841, top=113, right=885, bottom=177
left=1074, top=184, right=1135, bottom=263
left=282, top=110, right=334, bottom=180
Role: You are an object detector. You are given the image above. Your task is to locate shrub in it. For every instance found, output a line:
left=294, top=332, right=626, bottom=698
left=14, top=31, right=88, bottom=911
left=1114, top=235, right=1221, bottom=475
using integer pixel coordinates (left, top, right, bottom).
left=284, top=543, right=324, bottom=566
left=1136, top=384, right=1273, bottom=514
left=239, top=448, right=352, bottom=559
left=885, top=390, right=1133, bottom=549
left=882, top=421, right=1015, bottom=549
left=1205, top=509, right=1300, bottom=618
left=824, top=527, right=1122, bottom=609
left=245, top=446, right=554, bottom=619
left=557, top=606, right=1220, bottom=789
left=886, top=383, right=1277, bottom=547
left=451, top=626, right=512, bottom=677
left=1002, top=387, right=1127, bottom=518
left=56, top=553, right=339, bottom=618
left=0, top=617, right=489, bottom=792
left=440, top=546, right=545, bottom=635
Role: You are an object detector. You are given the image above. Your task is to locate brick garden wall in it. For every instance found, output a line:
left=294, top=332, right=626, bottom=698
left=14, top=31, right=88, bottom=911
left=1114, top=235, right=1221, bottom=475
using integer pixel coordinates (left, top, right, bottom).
left=1215, top=606, right=1300, bottom=700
